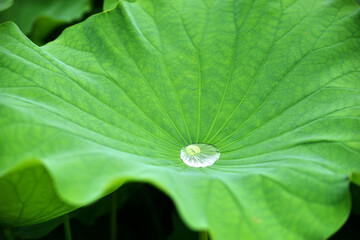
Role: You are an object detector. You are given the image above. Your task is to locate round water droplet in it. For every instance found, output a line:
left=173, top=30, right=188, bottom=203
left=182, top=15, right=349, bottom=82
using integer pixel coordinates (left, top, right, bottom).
left=180, top=143, right=220, bottom=168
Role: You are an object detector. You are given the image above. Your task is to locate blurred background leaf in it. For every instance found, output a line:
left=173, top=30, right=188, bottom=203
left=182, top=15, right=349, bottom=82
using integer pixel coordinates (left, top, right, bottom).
left=0, top=0, right=104, bottom=45
left=103, top=0, right=117, bottom=11
left=0, top=0, right=13, bottom=11
left=0, top=0, right=90, bottom=34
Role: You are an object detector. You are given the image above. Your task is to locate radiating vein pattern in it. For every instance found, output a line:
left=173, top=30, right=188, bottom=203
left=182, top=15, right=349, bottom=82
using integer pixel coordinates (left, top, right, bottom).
left=1, top=0, right=360, bottom=239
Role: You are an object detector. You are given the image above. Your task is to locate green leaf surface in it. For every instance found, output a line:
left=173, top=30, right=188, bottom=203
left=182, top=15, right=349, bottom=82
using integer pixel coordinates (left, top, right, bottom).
left=0, top=0, right=91, bottom=34
left=0, top=163, right=75, bottom=227
left=1, top=0, right=360, bottom=239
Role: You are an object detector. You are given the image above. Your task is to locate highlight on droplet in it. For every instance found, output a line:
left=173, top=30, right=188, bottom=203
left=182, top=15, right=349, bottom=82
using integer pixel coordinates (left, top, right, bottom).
left=180, top=143, right=220, bottom=168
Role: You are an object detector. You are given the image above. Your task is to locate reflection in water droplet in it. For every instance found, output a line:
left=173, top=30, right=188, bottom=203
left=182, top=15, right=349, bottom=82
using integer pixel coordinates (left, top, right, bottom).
left=180, top=144, right=220, bottom=168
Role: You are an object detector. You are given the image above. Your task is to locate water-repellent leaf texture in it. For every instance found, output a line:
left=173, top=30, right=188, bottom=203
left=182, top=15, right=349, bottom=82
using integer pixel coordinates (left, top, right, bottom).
left=1, top=0, right=360, bottom=239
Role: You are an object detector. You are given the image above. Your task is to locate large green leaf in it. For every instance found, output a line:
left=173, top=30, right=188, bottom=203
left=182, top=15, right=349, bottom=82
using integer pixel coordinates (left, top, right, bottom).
left=1, top=0, right=360, bottom=239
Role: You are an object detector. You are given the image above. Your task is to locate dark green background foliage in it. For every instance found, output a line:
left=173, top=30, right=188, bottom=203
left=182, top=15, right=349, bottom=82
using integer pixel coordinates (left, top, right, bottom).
left=0, top=0, right=102, bottom=45
left=1, top=0, right=360, bottom=239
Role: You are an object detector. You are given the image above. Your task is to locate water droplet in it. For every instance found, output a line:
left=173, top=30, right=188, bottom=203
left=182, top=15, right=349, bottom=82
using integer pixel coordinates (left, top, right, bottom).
left=180, top=143, right=220, bottom=168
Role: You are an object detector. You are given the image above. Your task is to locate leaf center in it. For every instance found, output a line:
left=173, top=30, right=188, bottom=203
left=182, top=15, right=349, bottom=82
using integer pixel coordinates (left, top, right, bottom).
left=186, top=145, right=201, bottom=156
